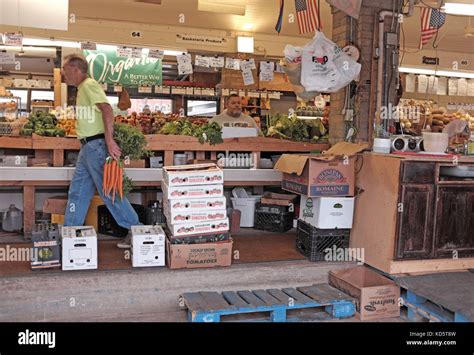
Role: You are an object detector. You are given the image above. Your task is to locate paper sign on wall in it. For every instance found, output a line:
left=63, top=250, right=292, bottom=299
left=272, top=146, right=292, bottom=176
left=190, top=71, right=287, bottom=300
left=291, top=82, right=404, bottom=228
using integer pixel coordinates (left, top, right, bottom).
left=457, top=78, right=468, bottom=96
left=225, top=58, right=240, bottom=70
left=259, top=61, right=275, bottom=82
left=4, top=33, right=23, bottom=46
left=177, top=53, right=193, bottom=75
left=248, top=91, right=260, bottom=98
left=240, top=58, right=256, bottom=71
left=448, top=78, right=458, bottom=96
left=131, top=48, right=143, bottom=59
left=195, top=55, right=211, bottom=68
left=100, top=83, right=108, bottom=91
left=114, top=85, right=123, bottom=92
left=437, top=77, right=447, bottom=96
left=238, top=90, right=246, bottom=97
left=186, top=87, right=194, bottom=95
left=268, top=92, right=281, bottom=99
left=148, top=49, right=164, bottom=59
left=138, top=86, right=153, bottom=93
left=0, top=52, right=15, bottom=65
left=427, top=76, right=438, bottom=95
left=81, top=42, right=96, bottom=50
left=194, top=88, right=202, bottom=95
left=405, top=74, right=415, bottom=93
left=210, top=56, right=225, bottom=68
left=116, top=46, right=132, bottom=57
left=171, top=87, right=186, bottom=95
left=155, top=86, right=171, bottom=94
left=468, top=80, right=474, bottom=97
left=417, top=75, right=428, bottom=94
left=242, top=69, right=255, bottom=86
left=202, top=88, right=215, bottom=96
left=222, top=89, right=230, bottom=96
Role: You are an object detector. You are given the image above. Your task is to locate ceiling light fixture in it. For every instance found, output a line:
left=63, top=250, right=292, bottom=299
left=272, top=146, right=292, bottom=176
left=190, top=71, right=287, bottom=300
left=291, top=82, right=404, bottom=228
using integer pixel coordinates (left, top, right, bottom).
left=237, top=36, right=254, bottom=53
left=443, top=2, right=474, bottom=16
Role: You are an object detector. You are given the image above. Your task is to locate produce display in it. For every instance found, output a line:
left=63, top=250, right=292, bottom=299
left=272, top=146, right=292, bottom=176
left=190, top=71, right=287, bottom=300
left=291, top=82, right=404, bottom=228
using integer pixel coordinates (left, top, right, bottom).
left=265, top=112, right=328, bottom=143
left=159, top=119, right=223, bottom=145
left=56, top=119, right=77, bottom=137
left=114, top=112, right=181, bottom=134
left=429, top=109, right=474, bottom=133
left=0, top=100, right=18, bottom=112
left=113, top=123, right=151, bottom=160
left=20, top=112, right=65, bottom=137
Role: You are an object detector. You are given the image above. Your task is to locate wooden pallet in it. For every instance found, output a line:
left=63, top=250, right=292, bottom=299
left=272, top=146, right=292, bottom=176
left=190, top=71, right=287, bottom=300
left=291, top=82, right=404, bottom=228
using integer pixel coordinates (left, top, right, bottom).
left=401, top=288, right=470, bottom=322
left=180, top=283, right=355, bottom=322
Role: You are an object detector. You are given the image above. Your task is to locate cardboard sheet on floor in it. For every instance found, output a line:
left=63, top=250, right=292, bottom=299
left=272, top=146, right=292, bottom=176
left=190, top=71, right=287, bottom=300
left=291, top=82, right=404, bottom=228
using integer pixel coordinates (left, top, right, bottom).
left=395, top=272, right=474, bottom=321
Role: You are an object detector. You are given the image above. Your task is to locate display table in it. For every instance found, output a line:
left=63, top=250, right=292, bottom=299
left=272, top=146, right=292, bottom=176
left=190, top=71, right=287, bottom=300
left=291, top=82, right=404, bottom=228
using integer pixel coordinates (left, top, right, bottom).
left=351, top=152, right=474, bottom=274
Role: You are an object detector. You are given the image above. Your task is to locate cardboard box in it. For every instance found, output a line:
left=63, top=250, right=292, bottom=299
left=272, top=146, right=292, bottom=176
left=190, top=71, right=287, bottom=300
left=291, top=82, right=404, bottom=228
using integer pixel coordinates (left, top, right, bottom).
left=131, top=225, right=166, bottom=267
left=163, top=196, right=227, bottom=213
left=164, top=208, right=227, bottom=224
left=168, top=231, right=231, bottom=245
left=61, top=226, right=97, bottom=271
left=43, top=195, right=103, bottom=230
left=166, top=238, right=233, bottom=269
left=328, top=266, right=400, bottom=321
left=260, top=192, right=298, bottom=207
left=299, top=195, right=355, bottom=229
left=274, top=142, right=367, bottom=197
left=43, top=196, right=67, bottom=214
left=162, top=182, right=224, bottom=200
left=125, top=160, right=146, bottom=168
left=31, top=240, right=61, bottom=269
left=163, top=163, right=223, bottom=187
left=167, top=218, right=229, bottom=237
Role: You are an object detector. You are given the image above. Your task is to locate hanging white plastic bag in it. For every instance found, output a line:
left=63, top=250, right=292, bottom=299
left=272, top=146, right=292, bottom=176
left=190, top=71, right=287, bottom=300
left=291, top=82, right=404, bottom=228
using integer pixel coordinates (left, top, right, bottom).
left=282, top=45, right=319, bottom=102
left=301, top=31, right=361, bottom=92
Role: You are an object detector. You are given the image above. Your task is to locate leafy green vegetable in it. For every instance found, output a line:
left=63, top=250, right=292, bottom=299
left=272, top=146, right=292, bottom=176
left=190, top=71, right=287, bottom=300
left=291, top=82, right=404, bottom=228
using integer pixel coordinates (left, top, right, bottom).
left=113, top=123, right=151, bottom=160
left=159, top=119, right=223, bottom=145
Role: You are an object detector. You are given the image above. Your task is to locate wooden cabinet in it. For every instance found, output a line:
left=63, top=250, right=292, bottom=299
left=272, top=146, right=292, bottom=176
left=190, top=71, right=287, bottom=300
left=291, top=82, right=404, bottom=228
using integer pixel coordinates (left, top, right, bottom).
left=396, top=184, right=434, bottom=260
left=434, top=186, right=474, bottom=259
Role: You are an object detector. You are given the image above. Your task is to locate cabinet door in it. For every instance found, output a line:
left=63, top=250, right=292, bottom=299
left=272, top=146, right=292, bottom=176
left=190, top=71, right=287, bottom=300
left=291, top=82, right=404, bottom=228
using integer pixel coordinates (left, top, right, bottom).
left=396, top=184, right=435, bottom=260
left=434, top=186, right=474, bottom=258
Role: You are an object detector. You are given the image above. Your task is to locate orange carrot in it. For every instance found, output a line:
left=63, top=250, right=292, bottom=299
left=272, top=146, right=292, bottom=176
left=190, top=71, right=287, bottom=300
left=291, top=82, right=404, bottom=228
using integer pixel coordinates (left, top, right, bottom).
left=118, top=161, right=123, bottom=200
left=107, top=160, right=117, bottom=198
left=102, top=157, right=110, bottom=195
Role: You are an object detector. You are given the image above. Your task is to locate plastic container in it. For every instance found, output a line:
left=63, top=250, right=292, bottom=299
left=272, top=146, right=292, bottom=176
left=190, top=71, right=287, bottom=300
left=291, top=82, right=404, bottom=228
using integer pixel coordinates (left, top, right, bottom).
left=230, top=196, right=262, bottom=227
left=372, top=138, right=391, bottom=153
left=173, top=154, right=187, bottom=166
left=254, top=203, right=294, bottom=233
left=296, top=219, right=350, bottom=261
left=98, top=204, right=146, bottom=237
left=422, top=132, right=449, bottom=153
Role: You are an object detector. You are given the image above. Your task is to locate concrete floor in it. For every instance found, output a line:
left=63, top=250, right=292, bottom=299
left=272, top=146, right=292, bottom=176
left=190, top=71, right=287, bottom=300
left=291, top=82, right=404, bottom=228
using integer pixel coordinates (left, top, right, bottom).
left=0, top=259, right=409, bottom=322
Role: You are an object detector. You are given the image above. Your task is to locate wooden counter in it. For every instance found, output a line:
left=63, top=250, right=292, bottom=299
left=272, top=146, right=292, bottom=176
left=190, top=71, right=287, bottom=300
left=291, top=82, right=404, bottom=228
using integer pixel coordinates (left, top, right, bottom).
left=351, top=152, right=474, bottom=275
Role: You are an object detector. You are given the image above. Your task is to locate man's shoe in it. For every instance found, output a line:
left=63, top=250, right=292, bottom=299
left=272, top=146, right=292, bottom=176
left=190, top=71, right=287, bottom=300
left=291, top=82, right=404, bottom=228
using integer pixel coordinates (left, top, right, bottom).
left=117, top=234, right=131, bottom=249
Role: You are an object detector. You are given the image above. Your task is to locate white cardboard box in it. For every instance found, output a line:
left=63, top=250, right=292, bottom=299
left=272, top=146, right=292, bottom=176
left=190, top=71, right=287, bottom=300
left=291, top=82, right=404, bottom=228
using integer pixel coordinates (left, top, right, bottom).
left=164, top=208, right=227, bottom=224
left=168, top=218, right=229, bottom=237
left=163, top=163, right=223, bottom=187
left=163, top=196, right=227, bottom=213
left=162, top=182, right=224, bottom=200
left=221, top=127, right=258, bottom=139
left=131, top=225, right=166, bottom=267
left=61, top=226, right=97, bottom=270
left=299, top=195, right=355, bottom=229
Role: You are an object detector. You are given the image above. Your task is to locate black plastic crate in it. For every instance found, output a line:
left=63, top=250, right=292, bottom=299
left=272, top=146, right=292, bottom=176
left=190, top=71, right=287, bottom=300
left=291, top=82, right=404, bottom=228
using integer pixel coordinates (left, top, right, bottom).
left=296, top=219, right=350, bottom=262
left=255, top=203, right=289, bottom=214
left=145, top=200, right=166, bottom=225
left=98, top=204, right=146, bottom=238
left=254, top=204, right=294, bottom=233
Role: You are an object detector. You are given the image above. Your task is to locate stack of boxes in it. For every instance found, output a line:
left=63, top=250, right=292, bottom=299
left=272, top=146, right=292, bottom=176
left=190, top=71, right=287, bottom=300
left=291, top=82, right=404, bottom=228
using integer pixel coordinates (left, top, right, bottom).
left=274, top=143, right=367, bottom=262
left=31, top=222, right=61, bottom=269
left=162, top=163, right=233, bottom=269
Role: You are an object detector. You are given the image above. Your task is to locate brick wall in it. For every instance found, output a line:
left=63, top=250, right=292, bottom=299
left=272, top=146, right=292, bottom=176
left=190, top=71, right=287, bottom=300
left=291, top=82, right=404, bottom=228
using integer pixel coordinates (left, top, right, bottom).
left=329, top=0, right=401, bottom=144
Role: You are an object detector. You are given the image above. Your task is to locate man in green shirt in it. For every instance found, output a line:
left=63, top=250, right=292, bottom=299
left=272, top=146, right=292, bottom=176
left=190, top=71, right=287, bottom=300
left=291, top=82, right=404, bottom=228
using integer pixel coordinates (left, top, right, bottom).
left=62, top=53, right=139, bottom=248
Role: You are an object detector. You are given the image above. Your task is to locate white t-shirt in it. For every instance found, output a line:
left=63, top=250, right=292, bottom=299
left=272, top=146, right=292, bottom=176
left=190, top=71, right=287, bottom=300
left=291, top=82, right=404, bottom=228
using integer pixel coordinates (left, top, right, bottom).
left=209, top=110, right=258, bottom=129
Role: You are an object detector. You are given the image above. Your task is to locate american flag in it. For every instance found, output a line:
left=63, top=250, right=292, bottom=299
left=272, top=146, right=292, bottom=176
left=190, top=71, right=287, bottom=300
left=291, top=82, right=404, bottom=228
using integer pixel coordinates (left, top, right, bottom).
left=419, top=7, right=446, bottom=48
left=295, top=0, right=322, bottom=34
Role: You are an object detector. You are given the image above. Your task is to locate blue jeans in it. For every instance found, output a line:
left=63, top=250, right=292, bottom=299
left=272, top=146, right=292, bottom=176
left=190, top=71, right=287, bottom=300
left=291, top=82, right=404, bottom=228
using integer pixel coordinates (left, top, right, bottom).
left=64, top=138, right=140, bottom=231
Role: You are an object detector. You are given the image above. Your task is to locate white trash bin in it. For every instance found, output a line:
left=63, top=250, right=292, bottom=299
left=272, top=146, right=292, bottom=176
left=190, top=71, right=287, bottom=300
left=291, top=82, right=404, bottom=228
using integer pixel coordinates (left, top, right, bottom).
left=231, top=196, right=262, bottom=227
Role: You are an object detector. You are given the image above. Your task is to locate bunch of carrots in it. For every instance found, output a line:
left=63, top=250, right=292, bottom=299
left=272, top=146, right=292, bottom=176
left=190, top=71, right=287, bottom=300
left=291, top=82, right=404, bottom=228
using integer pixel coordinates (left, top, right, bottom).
left=102, top=156, right=123, bottom=204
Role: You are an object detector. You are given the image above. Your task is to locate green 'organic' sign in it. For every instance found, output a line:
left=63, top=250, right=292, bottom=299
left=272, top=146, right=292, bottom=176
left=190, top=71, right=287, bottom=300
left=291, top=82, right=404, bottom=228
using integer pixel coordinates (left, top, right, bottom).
left=83, top=50, right=162, bottom=87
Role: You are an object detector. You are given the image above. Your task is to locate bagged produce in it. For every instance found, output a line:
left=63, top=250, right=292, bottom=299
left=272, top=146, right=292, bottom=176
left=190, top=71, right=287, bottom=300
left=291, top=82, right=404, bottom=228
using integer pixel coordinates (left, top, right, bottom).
left=118, top=88, right=131, bottom=110
left=301, top=31, right=361, bottom=92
